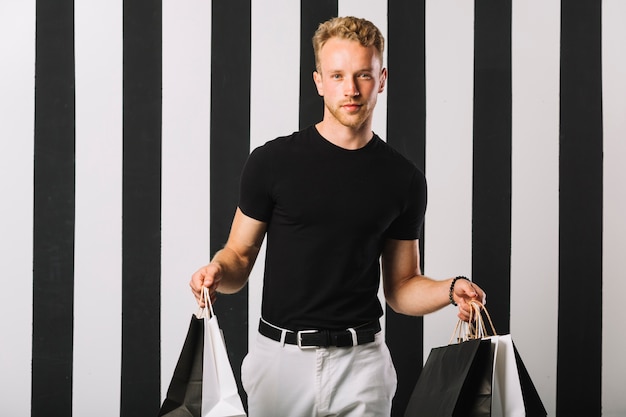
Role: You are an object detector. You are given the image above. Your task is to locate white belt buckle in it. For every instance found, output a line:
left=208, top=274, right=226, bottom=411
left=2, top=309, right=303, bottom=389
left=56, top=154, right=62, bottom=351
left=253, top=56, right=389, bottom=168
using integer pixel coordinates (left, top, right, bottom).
left=297, top=329, right=319, bottom=349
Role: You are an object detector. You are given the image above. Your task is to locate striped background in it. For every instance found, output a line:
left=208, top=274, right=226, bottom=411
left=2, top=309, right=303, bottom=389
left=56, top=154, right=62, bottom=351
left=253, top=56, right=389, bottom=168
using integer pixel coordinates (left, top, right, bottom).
left=1, top=0, right=624, bottom=416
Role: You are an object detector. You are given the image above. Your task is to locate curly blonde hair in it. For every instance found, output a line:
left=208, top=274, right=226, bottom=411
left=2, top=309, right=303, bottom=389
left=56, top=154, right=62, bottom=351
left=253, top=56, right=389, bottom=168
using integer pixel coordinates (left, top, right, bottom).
left=312, top=16, right=384, bottom=72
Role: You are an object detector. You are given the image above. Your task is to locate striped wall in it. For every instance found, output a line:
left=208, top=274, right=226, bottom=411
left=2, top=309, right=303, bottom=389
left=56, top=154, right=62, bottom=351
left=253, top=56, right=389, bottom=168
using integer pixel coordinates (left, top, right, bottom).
left=1, top=0, right=625, bottom=416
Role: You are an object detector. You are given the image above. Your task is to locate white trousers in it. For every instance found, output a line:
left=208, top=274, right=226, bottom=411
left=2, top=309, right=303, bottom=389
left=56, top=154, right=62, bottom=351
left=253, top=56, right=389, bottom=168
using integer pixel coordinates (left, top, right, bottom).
left=241, top=330, right=397, bottom=417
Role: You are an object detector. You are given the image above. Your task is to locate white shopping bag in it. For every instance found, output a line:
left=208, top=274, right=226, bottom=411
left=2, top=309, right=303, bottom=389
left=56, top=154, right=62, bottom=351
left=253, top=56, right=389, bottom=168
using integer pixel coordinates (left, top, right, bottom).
left=201, top=288, right=247, bottom=417
left=489, top=334, right=525, bottom=417
left=471, top=302, right=547, bottom=417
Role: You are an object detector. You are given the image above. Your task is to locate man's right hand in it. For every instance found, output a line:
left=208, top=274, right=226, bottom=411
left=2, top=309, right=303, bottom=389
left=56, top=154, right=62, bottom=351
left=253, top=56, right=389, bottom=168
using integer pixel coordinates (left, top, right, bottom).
left=190, top=263, right=222, bottom=307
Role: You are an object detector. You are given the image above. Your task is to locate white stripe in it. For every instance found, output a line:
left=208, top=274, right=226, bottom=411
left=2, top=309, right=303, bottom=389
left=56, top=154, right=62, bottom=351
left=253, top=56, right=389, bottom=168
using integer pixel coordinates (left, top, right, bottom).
left=73, top=1, right=123, bottom=415
left=339, top=0, right=389, bottom=336
left=248, top=0, right=301, bottom=348
left=0, top=1, right=35, bottom=415
left=423, top=0, right=475, bottom=355
left=339, top=0, right=388, bottom=141
left=602, top=1, right=626, bottom=416
left=161, top=0, right=212, bottom=399
left=510, top=1, right=560, bottom=415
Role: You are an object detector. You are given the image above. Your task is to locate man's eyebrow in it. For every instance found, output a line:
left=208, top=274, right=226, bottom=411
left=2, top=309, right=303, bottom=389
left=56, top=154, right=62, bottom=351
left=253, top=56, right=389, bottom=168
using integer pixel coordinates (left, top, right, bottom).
left=325, top=67, right=374, bottom=73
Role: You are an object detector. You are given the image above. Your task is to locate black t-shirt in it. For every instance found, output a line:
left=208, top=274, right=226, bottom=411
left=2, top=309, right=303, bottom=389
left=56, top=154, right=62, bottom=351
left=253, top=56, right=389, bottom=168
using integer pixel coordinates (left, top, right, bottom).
left=239, top=126, right=427, bottom=330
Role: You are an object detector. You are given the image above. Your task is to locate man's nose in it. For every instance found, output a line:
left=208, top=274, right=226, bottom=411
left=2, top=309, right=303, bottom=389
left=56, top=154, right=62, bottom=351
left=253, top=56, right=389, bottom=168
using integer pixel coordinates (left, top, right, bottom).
left=344, top=78, right=360, bottom=96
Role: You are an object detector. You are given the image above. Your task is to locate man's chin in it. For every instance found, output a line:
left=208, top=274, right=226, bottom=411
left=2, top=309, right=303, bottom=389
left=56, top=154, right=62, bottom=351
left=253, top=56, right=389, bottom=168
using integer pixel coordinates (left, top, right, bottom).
left=325, top=106, right=369, bottom=129
left=337, top=112, right=367, bottom=128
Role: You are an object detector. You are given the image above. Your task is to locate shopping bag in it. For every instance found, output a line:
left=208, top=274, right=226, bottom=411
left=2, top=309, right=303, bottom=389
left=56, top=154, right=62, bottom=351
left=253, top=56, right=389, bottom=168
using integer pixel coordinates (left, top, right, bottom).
left=200, top=288, right=246, bottom=417
left=158, top=288, right=246, bottom=417
left=475, top=303, right=547, bottom=417
left=158, top=315, right=205, bottom=417
left=405, top=302, right=547, bottom=417
left=404, top=337, right=495, bottom=417
left=490, top=334, right=546, bottom=417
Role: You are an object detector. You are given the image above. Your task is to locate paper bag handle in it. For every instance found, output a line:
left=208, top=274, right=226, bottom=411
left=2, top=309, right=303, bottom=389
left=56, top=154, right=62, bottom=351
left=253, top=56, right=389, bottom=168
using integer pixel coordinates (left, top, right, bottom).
left=468, top=301, right=497, bottom=338
left=199, top=286, right=215, bottom=319
left=448, top=301, right=497, bottom=344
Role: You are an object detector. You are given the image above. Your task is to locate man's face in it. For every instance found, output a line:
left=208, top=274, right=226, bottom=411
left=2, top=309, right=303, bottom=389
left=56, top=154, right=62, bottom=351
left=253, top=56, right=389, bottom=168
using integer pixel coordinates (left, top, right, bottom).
left=313, top=37, right=387, bottom=130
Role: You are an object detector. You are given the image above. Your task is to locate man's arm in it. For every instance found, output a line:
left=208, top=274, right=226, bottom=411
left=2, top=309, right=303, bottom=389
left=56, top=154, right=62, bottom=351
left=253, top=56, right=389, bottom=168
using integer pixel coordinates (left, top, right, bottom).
left=381, top=238, right=485, bottom=321
left=190, top=207, right=267, bottom=306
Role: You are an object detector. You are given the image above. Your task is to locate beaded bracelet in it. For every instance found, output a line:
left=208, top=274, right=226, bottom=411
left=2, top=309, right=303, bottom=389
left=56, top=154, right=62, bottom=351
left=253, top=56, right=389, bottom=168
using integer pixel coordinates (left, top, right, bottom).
left=449, top=276, right=469, bottom=306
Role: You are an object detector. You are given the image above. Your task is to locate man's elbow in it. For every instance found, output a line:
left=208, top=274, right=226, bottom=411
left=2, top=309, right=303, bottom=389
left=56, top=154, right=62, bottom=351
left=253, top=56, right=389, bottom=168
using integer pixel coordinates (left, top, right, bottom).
left=384, top=289, right=407, bottom=315
left=386, top=300, right=403, bottom=314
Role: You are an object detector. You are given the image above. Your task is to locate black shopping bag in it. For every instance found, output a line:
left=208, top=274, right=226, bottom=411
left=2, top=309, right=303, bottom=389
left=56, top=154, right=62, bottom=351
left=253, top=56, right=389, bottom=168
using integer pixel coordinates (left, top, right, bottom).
left=513, top=345, right=546, bottom=416
left=404, top=338, right=494, bottom=417
left=158, top=316, right=204, bottom=417
left=159, top=288, right=246, bottom=417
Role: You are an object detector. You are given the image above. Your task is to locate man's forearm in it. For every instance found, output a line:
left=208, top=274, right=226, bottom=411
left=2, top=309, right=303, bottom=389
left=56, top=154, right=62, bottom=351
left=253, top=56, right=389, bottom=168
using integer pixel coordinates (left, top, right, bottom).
left=211, top=245, right=258, bottom=294
left=385, top=274, right=452, bottom=316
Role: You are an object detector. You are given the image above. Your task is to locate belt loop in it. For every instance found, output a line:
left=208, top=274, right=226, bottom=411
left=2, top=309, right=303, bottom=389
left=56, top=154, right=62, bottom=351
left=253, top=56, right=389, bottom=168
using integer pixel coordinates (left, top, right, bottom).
left=347, top=327, right=358, bottom=347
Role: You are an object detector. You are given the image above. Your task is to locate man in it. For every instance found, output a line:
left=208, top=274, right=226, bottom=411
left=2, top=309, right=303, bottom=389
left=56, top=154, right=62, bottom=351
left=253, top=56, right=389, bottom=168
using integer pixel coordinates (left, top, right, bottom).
left=190, top=16, right=485, bottom=416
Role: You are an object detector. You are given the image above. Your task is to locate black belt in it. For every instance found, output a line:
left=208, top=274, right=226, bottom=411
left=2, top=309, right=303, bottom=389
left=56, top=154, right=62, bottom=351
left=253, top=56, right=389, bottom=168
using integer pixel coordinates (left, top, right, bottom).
left=258, top=319, right=380, bottom=349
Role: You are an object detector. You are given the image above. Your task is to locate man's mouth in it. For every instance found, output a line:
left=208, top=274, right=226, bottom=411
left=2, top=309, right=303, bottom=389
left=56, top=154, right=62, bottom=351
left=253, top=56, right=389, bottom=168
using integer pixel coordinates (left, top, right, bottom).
left=342, top=103, right=362, bottom=112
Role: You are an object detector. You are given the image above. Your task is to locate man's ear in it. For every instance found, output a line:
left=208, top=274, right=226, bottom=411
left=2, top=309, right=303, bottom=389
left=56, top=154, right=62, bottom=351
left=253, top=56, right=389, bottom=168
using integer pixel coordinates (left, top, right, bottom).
left=313, top=70, right=324, bottom=96
left=378, top=68, right=388, bottom=93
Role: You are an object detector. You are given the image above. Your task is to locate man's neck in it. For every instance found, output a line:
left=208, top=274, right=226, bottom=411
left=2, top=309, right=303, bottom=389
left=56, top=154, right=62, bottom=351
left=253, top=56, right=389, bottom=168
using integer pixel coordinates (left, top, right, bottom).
left=315, top=119, right=374, bottom=150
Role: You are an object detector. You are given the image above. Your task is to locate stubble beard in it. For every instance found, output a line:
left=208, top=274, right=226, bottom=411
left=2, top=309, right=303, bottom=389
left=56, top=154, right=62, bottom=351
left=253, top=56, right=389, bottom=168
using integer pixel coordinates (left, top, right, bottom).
left=325, top=101, right=372, bottom=130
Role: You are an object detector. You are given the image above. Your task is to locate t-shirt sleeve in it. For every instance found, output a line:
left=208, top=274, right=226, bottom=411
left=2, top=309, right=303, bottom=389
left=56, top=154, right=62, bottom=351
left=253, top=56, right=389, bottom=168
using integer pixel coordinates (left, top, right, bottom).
left=238, top=145, right=274, bottom=222
left=385, top=168, right=427, bottom=240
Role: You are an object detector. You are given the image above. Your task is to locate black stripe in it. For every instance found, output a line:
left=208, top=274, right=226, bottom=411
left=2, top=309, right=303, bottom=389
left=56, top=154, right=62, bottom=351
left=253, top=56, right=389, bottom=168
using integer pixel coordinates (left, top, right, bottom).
left=32, top=1, right=75, bottom=415
left=386, top=1, right=426, bottom=416
left=472, top=0, right=512, bottom=334
left=210, top=0, right=252, bottom=407
left=299, top=0, right=338, bottom=129
left=557, top=1, right=603, bottom=415
left=120, top=0, right=162, bottom=415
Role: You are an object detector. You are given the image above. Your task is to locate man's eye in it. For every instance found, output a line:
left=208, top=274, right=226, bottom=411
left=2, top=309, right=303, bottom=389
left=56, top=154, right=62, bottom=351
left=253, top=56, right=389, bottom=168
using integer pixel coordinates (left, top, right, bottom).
left=331, top=74, right=342, bottom=79
left=359, top=73, right=372, bottom=79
